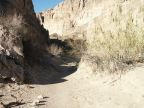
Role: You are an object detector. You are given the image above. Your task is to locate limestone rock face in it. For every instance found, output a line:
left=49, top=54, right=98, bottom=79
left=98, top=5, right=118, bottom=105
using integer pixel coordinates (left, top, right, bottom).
left=38, top=0, right=144, bottom=41
left=37, top=0, right=103, bottom=39
left=0, top=0, right=49, bottom=82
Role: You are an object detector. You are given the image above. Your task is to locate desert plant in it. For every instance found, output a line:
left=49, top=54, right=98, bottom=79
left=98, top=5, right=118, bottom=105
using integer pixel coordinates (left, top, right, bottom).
left=47, top=44, right=63, bottom=56
left=86, top=4, right=144, bottom=73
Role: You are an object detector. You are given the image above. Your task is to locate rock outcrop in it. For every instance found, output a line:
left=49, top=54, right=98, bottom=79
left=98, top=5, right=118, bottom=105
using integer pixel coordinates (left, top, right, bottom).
left=37, top=0, right=104, bottom=39
left=0, top=0, right=49, bottom=82
left=38, top=0, right=144, bottom=41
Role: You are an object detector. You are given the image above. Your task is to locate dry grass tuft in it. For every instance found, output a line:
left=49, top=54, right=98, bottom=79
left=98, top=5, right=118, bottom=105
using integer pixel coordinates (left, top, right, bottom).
left=47, top=44, right=63, bottom=56
left=86, top=4, right=144, bottom=73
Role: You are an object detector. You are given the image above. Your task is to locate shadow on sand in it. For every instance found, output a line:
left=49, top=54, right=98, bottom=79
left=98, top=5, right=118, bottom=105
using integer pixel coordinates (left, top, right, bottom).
left=25, top=55, right=79, bottom=85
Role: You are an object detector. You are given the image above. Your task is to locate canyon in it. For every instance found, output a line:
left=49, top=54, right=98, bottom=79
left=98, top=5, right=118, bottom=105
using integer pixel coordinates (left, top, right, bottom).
left=1, top=0, right=144, bottom=108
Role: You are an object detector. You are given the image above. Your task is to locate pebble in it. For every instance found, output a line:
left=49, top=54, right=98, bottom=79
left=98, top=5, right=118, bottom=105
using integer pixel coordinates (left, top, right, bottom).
left=30, top=99, right=40, bottom=106
left=30, top=95, right=44, bottom=106
left=37, top=95, right=43, bottom=99
left=30, top=102, right=36, bottom=106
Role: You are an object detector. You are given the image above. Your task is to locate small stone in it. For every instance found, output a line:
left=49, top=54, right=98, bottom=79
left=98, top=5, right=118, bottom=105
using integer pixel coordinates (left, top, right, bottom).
left=37, top=95, right=43, bottom=99
left=6, top=50, right=10, bottom=56
left=30, top=102, right=36, bottom=106
left=33, top=99, right=40, bottom=103
left=11, top=77, right=16, bottom=82
left=30, top=99, right=40, bottom=106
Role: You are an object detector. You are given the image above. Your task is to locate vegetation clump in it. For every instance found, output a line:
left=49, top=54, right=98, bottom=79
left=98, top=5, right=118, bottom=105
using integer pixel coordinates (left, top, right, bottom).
left=86, top=5, right=144, bottom=73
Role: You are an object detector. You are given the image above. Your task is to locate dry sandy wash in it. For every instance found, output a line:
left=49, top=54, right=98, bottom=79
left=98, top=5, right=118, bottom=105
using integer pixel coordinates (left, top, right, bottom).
left=1, top=61, right=144, bottom=108
left=29, top=64, right=144, bottom=108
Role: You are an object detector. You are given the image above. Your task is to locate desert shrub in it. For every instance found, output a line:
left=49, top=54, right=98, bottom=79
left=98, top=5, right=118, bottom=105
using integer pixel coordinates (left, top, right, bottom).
left=86, top=4, right=144, bottom=73
left=64, top=39, right=86, bottom=57
left=47, top=44, right=63, bottom=56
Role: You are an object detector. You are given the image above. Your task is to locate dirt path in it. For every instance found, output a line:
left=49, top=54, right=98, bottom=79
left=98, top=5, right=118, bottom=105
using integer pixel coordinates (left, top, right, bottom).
left=18, top=62, right=144, bottom=108
left=1, top=57, right=144, bottom=108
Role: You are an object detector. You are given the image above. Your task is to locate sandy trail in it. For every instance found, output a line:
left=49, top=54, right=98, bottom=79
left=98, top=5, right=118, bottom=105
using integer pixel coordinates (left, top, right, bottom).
left=1, top=56, right=144, bottom=108
left=21, top=62, right=144, bottom=108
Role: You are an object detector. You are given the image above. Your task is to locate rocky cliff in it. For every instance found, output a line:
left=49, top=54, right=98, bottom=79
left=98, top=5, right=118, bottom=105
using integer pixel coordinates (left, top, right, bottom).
left=0, top=0, right=49, bottom=82
left=37, top=0, right=106, bottom=39
left=38, top=0, right=144, bottom=41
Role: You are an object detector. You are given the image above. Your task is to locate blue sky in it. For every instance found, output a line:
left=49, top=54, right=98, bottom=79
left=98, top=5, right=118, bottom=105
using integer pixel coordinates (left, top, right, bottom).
left=32, top=0, right=63, bottom=13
